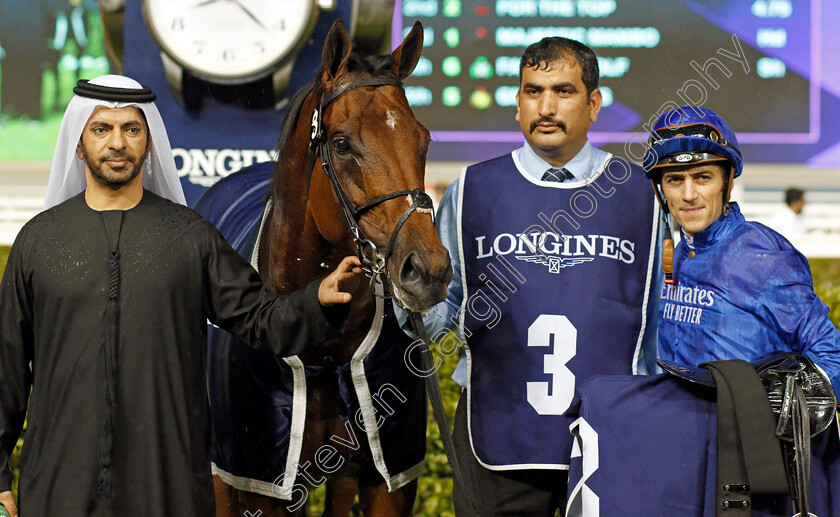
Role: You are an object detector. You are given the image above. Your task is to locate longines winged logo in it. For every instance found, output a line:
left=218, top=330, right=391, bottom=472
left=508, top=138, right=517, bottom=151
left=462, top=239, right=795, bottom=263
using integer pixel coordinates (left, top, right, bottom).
left=516, top=255, right=594, bottom=273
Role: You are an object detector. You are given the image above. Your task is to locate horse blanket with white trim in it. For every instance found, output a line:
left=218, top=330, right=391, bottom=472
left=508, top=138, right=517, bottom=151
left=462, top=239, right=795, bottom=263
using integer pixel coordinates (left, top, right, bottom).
left=195, top=163, right=427, bottom=499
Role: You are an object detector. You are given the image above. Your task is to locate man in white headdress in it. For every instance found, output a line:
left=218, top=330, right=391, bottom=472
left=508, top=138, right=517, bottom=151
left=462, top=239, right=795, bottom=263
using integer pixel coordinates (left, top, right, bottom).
left=0, top=75, right=361, bottom=516
left=42, top=74, right=186, bottom=210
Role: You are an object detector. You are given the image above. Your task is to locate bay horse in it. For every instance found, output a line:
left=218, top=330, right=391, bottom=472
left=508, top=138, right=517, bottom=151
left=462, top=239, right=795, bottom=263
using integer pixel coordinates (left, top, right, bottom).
left=197, top=20, right=453, bottom=517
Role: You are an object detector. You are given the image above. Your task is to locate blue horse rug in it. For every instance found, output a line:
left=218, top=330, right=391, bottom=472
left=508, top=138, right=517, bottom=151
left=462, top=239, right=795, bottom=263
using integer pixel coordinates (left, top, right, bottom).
left=195, top=162, right=427, bottom=500
left=566, top=374, right=840, bottom=516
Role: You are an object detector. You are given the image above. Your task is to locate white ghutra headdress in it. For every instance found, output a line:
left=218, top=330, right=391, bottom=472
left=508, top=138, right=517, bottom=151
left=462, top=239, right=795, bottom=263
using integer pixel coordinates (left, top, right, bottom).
left=44, top=74, right=186, bottom=209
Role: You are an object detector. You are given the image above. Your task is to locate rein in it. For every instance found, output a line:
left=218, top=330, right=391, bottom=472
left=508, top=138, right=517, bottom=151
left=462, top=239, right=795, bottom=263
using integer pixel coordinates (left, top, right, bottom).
left=305, top=76, right=435, bottom=285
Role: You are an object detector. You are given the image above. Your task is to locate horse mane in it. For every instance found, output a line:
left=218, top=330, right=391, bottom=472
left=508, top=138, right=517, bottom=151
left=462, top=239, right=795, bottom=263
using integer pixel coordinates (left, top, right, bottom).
left=269, top=51, right=398, bottom=195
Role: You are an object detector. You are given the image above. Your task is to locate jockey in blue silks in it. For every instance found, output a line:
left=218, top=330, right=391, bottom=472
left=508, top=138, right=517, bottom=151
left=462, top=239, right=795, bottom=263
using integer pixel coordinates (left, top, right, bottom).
left=564, top=106, right=840, bottom=517
left=642, top=105, right=840, bottom=393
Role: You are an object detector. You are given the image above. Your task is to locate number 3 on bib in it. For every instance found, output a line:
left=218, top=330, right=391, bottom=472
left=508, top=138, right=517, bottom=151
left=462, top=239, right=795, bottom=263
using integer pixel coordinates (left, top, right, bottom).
left=527, top=315, right=577, bottom=415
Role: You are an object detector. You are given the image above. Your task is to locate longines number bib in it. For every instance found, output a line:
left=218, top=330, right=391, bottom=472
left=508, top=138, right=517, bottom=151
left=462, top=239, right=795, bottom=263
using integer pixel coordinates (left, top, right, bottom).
left=459, top=151, right=657, bottom=468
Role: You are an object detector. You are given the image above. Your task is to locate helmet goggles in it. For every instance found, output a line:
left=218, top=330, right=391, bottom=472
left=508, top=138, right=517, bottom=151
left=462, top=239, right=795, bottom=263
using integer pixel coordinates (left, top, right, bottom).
left=642, top=106, right=743, bottom=179
left=648, top=122, right=737, bottom=151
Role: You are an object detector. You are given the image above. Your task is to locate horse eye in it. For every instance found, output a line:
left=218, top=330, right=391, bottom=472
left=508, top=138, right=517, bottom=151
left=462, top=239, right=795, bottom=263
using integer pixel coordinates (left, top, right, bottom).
left=332, top=137, right=350, bottom=154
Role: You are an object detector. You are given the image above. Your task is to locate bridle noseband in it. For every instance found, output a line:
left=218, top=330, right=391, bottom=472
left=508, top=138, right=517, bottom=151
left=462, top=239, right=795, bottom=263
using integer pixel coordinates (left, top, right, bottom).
left=305, top=77, right=435, bottom=287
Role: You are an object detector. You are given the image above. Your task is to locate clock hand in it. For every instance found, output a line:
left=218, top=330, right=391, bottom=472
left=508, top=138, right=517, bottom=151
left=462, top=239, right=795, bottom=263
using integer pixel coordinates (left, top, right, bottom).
left=231, top=0, right=274, bottom=36
left=189, top=0, right=222, bottom=9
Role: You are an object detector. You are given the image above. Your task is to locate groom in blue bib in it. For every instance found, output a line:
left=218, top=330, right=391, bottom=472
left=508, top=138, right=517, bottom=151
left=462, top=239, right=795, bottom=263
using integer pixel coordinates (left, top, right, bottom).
left=399, top=37, right=661, bottom=515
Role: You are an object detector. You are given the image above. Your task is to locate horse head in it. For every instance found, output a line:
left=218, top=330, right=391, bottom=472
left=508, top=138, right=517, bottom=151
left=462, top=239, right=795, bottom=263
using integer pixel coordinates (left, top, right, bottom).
left=298, top=20, right=452, bottom=312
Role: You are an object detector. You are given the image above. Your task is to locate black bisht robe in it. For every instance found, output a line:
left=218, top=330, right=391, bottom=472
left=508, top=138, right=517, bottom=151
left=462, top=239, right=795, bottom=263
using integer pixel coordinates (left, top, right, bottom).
left=0, top=192, right=344, bottom=515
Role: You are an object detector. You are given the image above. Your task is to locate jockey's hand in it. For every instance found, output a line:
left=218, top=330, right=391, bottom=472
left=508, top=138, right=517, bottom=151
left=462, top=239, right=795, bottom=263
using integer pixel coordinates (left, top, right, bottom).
left=318, top=256, right=363, bottom=306
left=0, top=491, right=18, bottom=517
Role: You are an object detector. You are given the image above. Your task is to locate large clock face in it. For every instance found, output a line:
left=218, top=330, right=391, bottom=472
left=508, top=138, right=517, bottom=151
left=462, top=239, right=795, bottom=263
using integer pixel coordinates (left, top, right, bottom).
left=143, top=0, right=316, bottom=82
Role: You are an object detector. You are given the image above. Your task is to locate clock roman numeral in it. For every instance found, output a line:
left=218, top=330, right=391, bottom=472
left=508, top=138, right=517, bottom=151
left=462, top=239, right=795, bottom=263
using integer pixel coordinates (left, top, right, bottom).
left=193, top=41, right=204, bottom=54
left=254, top=41, right=265, bottom=54
left=223, top=48, right=236, bottom=61
left=272, top=19, right=286, bottom=31
left=171, top=18, right=185, bottom=31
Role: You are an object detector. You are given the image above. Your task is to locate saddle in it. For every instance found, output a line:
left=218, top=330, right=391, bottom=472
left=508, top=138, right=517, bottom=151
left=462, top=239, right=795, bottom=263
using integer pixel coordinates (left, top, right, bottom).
left=659, top=353, right=837, bottom=517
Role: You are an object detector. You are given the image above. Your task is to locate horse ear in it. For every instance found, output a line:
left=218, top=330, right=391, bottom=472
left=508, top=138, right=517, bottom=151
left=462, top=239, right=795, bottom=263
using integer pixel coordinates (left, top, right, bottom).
left=391, top=21, right=424, bottom=80
left=322, top=19, right=353, bottom=82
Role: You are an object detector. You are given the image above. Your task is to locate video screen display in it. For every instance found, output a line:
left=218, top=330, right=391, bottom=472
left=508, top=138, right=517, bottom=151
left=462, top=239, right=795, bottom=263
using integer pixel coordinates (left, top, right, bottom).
left=395, top=0, right=840, bottom=167
left=1, top=1, right=837, bottom=170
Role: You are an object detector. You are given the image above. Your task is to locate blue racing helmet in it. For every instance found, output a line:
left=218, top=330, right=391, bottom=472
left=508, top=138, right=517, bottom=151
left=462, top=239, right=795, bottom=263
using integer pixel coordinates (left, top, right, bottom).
left=643, top=106, right=743, bottom=285
left=643, top=105, right=742, bottom=179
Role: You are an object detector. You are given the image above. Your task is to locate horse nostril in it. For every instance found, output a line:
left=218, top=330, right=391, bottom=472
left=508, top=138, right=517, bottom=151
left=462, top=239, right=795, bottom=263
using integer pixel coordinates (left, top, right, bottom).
left=400, top=252, right=426, bottom=286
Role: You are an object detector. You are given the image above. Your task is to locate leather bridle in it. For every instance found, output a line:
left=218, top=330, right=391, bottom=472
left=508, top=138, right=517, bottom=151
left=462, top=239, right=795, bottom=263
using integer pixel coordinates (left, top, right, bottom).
left=305, top=76, right=435, bottom=286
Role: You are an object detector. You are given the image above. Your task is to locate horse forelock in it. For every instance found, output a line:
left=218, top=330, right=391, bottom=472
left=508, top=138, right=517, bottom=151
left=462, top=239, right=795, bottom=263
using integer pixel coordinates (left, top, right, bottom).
left=313, top=52, right=397, bottom=100
left=269, top=52, right=399, bottom=197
